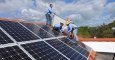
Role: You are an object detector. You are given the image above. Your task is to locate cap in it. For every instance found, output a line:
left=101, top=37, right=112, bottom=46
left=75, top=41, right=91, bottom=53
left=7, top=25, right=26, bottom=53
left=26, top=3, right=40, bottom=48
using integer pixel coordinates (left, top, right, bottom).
left=65, top=18, right=70, bottom=24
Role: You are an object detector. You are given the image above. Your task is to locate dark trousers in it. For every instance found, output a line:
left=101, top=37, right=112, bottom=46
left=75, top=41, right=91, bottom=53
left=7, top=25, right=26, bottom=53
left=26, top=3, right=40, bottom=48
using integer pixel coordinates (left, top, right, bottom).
left=53, top=27, right=60, bottom=32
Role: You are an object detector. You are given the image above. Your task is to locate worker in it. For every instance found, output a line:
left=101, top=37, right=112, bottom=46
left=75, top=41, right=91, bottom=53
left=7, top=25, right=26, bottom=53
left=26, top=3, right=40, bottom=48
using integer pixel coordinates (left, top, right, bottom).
left=45, top=4, right=55, bottom=26
left=53, top=23, right=64, bottom=32
left=66, top=19, right=78, bottom=40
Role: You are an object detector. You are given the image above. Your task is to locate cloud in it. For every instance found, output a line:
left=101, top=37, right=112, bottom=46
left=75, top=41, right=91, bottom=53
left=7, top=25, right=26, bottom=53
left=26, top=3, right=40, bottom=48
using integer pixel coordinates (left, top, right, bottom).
left=0, top=0, right=115, bottom=26
left=106, top=2, right=115, bottom=19
left=21, top=8, right=45, bottom=21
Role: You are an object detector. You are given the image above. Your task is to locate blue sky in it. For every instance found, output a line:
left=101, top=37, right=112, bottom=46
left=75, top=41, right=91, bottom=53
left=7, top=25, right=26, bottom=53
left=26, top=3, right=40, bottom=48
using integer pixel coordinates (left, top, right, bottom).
left=107, top=0, right=115, bottom=3
left=0, top=0, right=115, bottom=26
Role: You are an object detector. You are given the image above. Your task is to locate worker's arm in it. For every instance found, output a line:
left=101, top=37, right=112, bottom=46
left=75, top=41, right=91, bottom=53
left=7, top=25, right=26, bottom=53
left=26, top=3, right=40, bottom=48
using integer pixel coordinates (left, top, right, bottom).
left=60, top=28, right=64, bottom=33
left=68, top=25, right=72, bottom=34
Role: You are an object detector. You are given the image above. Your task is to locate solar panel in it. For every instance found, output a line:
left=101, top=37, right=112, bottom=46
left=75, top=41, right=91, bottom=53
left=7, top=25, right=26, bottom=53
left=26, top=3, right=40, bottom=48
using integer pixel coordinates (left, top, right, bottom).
left=0, top=20, right=39, bottom=42
left=46, top=39, right=87, bottom=60
left=0, top=29, right=13, bottom=44
left=21, top=41, right=67, bottom=60
left=0, top=46, right=31, bottom=60
left=60, top=38, right=90, bottom=57
left=37, top=24, right=61, bottom=36
left=0, top=20, right=93, bottom=60
left=77, top=41, right=92, bottom=52
left=21, top=23, right=53, bottom=38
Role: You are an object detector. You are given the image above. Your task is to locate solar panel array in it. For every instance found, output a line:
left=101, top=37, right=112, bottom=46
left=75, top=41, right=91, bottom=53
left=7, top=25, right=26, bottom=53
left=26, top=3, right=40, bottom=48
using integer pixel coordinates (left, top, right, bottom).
left=0, top=20, right=92, bottom=60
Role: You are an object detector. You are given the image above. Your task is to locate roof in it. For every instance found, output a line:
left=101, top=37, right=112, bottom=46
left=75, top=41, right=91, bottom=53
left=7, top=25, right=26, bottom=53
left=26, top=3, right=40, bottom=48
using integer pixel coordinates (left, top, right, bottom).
left=83, top=42, right=115, bottom=53
left=0, top=18, right=96, bottom=60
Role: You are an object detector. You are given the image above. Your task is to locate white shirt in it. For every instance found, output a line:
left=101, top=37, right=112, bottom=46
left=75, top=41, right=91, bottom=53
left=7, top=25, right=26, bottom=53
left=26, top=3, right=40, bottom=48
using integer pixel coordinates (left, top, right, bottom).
left=54, top=24, right=61, bottom=28
left=68, top=23, right=77, bottom=33
left=47, top=7, right=55, bottom=15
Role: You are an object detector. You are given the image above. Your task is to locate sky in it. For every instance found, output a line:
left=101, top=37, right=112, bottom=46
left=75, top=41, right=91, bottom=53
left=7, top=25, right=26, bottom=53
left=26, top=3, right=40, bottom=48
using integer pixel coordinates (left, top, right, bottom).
left=0, top=0, right=115, bottom=27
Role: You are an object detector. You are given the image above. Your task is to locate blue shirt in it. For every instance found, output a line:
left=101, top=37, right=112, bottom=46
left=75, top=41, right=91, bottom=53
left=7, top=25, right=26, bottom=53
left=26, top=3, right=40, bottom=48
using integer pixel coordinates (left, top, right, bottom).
left=48, top=7, right=55, bottom=14
left=68, top=24, right=77, bottom=33
left=54, top=24, right=63, bottom=32
left=54, top=24, right=61, bottom=28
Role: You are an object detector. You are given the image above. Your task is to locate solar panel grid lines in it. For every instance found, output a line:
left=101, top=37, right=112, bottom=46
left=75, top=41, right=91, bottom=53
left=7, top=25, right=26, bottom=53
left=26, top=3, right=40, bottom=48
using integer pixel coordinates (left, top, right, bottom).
left=67, top=42, right=90, bottom=57
left=20, top=23, right=53, bottom=39
left=57, top=39, right=88, bottom=59
left=46, top=39, right=87, bottom=60
left=21, top=41, right=69, bottom=60
left=34, top=24, right=55, bottom=37
left=37, top=24, right=61, bottom=36
left=18, top=22, right=41, bottom=39
left=0, top=29, right=13, bottom=45
left=79, top=42, right=92, bottom=52
left=43, top=41, right=70, bottom=60
left=0, top=20, right=92, bottom=60
left=0, top=27, right=68, bottom=60
left=37, top=24, right=54, bottom=35
left=74, top=42, right=92, bottom=57
left=59, top=38, right=90, bottom=58
left=0, top=46, right=32, bottom=60
left=0, top=27, right=17, bottom=43
left=18, top=44, right=36, bottom=60
left=0, top=20, right=39, bottom=42
left=76, top=45, right=89, bottom=57
left=35, top=24, right=66, bottom=42
left=17, top=36, right=65, bottom=45
left=78, top=45, right=91, bottom=57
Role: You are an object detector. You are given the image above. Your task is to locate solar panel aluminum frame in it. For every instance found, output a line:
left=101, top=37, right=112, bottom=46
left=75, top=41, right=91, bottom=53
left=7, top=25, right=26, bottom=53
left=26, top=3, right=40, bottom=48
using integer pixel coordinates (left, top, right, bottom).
left=87, top=49, right=93, bottom=60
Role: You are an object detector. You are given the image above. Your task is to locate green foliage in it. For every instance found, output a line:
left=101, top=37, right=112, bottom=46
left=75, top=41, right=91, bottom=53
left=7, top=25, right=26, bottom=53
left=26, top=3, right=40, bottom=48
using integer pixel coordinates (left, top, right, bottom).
left=78, top=21, right=115, bottom=38
left=78, top=26, right=92, bottom=38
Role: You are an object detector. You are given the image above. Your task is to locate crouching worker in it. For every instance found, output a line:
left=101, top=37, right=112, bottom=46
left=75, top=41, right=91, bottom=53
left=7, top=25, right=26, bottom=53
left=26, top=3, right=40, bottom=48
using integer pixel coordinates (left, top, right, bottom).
left=66, top=22, right=78, bottom=40
left=53, top=23, right=64, bottom=32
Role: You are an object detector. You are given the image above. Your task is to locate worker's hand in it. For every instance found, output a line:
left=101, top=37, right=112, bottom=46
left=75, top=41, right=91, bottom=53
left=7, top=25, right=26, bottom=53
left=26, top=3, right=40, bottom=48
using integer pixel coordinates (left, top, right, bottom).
left=59, top=33, right=63, bottom=35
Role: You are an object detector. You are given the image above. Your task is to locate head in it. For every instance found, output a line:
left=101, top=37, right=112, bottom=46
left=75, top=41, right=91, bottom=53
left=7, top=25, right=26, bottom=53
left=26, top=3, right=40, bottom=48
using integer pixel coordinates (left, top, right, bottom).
left=60, top=23, right=64, bottom=27
left=66, top=24, right=69, bottom=26
left=65, top=18, right=70, bottom=26
left=50, top=4, right=53, bottom=8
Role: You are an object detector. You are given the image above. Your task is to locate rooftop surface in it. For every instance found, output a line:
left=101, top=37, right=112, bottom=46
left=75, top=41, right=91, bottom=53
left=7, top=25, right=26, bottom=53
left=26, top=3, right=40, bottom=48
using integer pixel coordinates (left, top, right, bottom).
left=95, top=52, right=115, bottom=60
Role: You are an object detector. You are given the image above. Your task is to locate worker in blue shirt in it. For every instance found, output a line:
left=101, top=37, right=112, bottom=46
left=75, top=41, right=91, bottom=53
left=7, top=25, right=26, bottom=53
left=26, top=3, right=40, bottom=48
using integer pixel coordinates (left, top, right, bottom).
left=66, top=21, right=78, bottom=40
left=53, top=23, right=64, bottom=32
left=45, top=4, right=55, bottom=26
